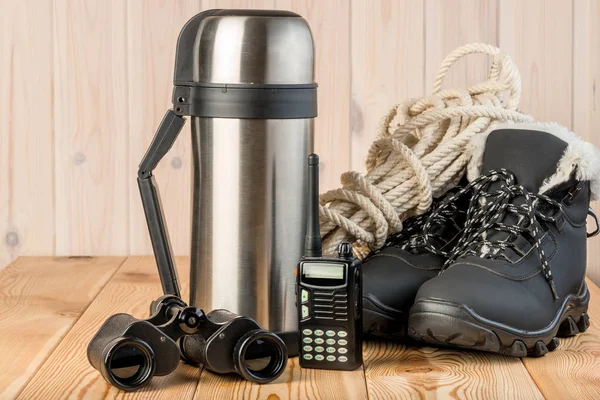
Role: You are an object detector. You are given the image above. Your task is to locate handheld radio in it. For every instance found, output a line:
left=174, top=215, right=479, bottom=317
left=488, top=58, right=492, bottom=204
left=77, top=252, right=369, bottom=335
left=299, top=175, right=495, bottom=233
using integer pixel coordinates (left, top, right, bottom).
left=296, top=154, right=363, bottom=370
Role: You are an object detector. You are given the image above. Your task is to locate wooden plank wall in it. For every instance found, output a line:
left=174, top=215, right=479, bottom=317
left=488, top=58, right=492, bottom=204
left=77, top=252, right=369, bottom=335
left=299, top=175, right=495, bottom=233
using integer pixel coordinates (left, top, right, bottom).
left=1, top=0, right=599, bottom=283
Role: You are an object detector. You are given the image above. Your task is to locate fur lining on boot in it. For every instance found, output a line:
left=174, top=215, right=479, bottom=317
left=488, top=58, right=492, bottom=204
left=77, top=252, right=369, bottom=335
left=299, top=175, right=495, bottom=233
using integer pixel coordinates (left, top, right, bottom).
left=466, top=122, right=600, bottom=200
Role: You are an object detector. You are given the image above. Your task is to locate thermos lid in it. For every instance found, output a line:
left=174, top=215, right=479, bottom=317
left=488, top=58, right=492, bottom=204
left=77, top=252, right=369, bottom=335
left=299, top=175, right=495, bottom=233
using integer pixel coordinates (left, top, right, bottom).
left=172, top=9, right=317, bottom=119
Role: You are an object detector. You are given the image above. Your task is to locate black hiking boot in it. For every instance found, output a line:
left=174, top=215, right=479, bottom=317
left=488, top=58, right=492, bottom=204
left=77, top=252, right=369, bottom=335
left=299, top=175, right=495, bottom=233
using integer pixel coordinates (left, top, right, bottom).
left=408, top=125, right=600, bottom=357
left=362, top=182, right=470, bottom=339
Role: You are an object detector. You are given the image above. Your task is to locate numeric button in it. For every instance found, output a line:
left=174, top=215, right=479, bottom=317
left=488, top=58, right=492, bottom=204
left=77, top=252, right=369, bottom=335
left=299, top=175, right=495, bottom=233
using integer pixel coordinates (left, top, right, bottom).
left=303, top=337, right=313, bottom=344
left=314, top=338, right=325, bottom=345
left=315, top=354, right=324, bottom=361
left=303, top=354, right=313, bottom=360
left=337, top=330, right=348, bottom=337
left=314, top=329, right=324, bottom=336
left=325, top=330, right=336, bottom=337
left=326, top=355, right=336, bottom=362
left=326, top=338, right=336, bottom=345
left=314, top=346, right=324, bottom=353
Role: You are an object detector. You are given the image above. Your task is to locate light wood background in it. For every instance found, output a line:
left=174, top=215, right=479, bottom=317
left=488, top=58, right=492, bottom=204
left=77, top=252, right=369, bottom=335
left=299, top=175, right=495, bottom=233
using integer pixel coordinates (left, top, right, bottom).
left=1, top=0, right=600, bottom=284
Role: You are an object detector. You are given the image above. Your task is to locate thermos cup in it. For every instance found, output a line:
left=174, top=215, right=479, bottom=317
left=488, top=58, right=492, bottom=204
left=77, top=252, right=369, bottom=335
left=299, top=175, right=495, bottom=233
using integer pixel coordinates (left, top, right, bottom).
left=138, top=10, right=317, bottom=333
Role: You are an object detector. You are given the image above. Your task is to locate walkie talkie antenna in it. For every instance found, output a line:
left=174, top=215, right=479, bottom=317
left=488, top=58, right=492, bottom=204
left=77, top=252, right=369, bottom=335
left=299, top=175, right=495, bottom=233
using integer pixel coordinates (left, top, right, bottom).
left=305, top=154, right=323, bottom=257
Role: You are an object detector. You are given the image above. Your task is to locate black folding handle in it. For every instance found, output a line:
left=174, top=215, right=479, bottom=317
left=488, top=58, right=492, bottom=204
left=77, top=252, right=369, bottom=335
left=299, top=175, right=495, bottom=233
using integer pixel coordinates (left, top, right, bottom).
left=138, top=110, right=186, bottom=298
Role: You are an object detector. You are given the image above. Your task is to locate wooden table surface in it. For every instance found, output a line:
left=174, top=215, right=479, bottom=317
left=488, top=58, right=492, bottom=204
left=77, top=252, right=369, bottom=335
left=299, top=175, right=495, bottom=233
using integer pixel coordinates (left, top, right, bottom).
left=1, top=257, right=599, bottom=400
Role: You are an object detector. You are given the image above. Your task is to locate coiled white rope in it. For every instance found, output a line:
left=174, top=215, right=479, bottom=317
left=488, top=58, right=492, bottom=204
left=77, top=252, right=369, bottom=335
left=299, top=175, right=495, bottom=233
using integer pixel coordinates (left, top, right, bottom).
left=319, top=43, right=536, bottom=258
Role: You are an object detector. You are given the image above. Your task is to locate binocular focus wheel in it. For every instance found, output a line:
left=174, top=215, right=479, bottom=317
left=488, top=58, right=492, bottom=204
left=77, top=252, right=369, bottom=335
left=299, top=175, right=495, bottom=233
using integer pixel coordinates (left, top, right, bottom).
left=100, top=337, right=156, bottom=391
left=233, top=329, right=288, bottom=384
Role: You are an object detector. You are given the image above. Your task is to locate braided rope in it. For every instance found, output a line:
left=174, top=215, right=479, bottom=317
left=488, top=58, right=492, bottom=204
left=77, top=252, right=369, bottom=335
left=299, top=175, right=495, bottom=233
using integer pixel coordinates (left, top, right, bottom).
left=319, top=43, right=535, bottom=258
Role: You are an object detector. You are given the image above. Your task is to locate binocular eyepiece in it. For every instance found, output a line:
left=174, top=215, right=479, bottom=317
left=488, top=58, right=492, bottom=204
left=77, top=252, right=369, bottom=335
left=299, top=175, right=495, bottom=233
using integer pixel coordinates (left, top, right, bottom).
left=87, top=296, right=288, bottom=391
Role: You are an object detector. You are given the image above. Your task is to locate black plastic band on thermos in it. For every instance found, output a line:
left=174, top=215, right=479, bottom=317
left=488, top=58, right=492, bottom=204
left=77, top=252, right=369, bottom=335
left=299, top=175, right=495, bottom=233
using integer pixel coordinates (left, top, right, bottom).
left=172, top=83, right=318, bottom=119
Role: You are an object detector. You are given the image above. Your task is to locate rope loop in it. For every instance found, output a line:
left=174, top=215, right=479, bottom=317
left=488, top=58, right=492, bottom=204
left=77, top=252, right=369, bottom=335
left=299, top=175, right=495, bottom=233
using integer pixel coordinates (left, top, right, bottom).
left=319, top=43, right=533, bottom=256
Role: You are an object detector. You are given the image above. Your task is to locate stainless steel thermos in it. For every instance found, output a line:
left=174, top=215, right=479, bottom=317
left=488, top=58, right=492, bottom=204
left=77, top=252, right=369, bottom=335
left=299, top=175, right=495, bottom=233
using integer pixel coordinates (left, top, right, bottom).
left=138, top=10, right=317, bottom=333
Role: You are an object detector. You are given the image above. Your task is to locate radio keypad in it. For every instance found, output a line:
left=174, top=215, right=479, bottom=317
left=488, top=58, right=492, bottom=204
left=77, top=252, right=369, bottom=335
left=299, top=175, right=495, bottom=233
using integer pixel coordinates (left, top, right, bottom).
left=300, top=286, right=354, bottom=365
left=300, top=325, right=350, bottom=363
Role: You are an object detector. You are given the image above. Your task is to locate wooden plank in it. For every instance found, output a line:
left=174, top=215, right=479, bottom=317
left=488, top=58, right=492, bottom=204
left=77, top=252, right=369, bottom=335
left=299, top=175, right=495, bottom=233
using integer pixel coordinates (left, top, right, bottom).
left=498, top=0, right=573, bottom=127
left=350, top=0, right=425, bottom=171
left=0, top=257, right=124, bottom=399
left=522, top=279, right=600, bottom=399
left=53, top=0, right=129, bottom=257
left=19, top=256, right=199, bottom=400
left=363, top=341, right=543, bottom=399
left=193, top=356, right=368, bottom=400
left=425, top=0, right=498, bottom=91
left=274, top=0, right=352, bottom=191
left=573, top=0, right=600, bottom=286
left=127, top=0, right=201, bottom=256
left=202, top=0, right=276, bottom=8
left=0, top=1, right=54, bottom=270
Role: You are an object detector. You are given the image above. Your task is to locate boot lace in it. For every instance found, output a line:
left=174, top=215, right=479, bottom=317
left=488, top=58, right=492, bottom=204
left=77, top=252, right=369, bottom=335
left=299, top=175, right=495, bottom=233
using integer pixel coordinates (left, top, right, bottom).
left=424, top=169, right=563, bottom=300
left=383, top=188, right=466, bottom=255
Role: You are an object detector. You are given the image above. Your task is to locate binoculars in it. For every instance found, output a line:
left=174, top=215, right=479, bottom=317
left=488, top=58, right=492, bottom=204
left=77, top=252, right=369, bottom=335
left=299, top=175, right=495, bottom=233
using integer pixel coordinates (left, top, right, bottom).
left=87, top=295, right=289, bottom=390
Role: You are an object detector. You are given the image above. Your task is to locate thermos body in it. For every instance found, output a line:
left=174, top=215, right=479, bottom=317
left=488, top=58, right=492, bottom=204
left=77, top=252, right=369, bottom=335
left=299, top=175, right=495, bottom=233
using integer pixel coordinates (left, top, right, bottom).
left=190, top=118, right=313, bottom=330
left=171, top=10, right=317, bottom=331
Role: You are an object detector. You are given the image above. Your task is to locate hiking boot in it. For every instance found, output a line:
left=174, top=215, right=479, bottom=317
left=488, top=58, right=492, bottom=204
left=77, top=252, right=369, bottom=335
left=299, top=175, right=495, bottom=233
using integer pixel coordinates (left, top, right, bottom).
left=362, top=182, right=470, bottom=339
left=408, top=124, right=600, bottom=357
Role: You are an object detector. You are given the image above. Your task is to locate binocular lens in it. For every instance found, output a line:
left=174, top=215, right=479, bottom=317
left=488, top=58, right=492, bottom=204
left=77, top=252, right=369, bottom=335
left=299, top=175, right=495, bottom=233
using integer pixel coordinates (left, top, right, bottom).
left=103, top=338, right=155, bottom=391
left=235, top=330, right=288, bottom=384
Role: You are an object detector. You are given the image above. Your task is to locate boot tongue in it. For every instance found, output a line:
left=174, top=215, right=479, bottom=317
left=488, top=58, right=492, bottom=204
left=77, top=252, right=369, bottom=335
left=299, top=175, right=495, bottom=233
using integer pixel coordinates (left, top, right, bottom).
left=475, top=129, right=568, bottom=252
left=481, top=129, right=567, bottom=192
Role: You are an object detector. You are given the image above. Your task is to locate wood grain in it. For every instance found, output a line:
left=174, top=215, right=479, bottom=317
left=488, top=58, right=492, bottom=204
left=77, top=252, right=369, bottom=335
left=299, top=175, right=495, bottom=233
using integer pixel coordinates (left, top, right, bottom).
left=202, top=0, right=276, bottom=8
left=1, top=0, right=600, bottom=290
left=18, top=256, right=199, bottom=400
left=0, top=1, right=54, bottom=271
left=53, top=0, right=129, bottom=257
left=350, top=0, right=425, bottom=172
left=10, top=258, right=600, bottom=398
left=127, top=0, right=201, bottom=256
left=522, top=278, right=600, bottom=399
left=573, top=0, right=600, bottom=285
left=425, top=0, right=498, bottom=91
left=498, top=0, right=573, bottom=128
left=275, top=0, right=352, bottom=192
left=363, top=340, right=544, bottom=399
left=0, top=257, right=124, bottom=399
left=193, top=354, right=368, bottom=400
